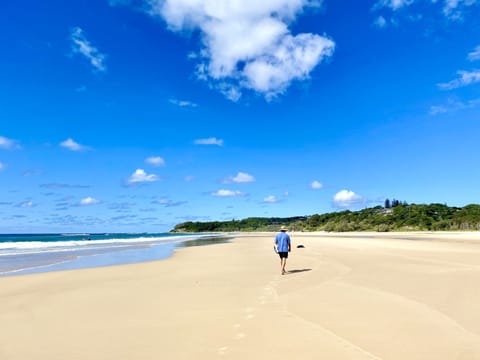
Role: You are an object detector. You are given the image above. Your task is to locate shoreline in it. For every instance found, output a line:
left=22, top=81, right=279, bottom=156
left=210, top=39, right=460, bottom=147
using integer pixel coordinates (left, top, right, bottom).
left=1, top=232, right=480, bottom=359
left=0, top=233, right=231, bottom=277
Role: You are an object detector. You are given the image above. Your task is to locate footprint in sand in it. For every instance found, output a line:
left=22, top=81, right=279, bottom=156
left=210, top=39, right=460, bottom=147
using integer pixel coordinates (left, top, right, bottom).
left=243, top=307, right=255, bottom=320
left=217, top=346, right=228, bottom=355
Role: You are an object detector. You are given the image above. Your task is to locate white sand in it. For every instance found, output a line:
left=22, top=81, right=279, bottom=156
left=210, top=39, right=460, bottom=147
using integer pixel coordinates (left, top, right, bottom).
left=1, top=232, right=480, bottom=359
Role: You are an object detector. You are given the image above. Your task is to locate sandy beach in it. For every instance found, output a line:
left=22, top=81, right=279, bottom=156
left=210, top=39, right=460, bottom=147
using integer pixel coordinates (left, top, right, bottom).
left=1, top=232, right=480, bottom=360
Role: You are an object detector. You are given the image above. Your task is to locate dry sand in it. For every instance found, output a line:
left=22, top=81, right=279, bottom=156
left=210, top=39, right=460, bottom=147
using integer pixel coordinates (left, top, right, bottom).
left=1, top=232, right=480, bottom=360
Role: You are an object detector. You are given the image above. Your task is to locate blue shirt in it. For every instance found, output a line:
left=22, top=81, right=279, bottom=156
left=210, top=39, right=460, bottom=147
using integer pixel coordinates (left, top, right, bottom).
left=275, top=232, right=291, bottom=252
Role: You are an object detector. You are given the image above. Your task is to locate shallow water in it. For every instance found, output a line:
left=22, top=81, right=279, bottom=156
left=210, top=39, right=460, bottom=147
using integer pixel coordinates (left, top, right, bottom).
left=0, top=233, right=230, bottom=277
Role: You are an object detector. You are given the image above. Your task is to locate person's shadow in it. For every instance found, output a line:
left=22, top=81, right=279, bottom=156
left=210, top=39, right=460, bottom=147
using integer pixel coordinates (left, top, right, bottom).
left=286, top=268, right=312, bottom=274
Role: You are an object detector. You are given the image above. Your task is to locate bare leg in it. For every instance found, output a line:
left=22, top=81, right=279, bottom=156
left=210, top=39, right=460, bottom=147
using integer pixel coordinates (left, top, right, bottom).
left=281, top=258, right=287, bottom=274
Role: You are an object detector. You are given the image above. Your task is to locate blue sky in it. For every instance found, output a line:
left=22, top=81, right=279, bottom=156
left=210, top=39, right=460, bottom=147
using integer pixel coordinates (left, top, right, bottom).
left=1, top=0, right=479, bottom=233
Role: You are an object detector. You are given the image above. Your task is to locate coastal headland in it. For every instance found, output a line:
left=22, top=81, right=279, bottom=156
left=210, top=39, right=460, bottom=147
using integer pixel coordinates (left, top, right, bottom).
left=1, top=232, right=480, bottom=359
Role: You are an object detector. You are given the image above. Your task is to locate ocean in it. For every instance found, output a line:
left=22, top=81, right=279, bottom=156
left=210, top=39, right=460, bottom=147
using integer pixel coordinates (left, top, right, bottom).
left=0, top=233, right=229, bottom=277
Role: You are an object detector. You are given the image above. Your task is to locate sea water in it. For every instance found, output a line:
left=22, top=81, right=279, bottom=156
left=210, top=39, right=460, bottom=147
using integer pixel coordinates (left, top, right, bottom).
left=0, top=233, right=229, bottom=277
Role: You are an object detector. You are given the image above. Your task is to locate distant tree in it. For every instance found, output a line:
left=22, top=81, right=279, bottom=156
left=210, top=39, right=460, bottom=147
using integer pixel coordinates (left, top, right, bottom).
left=170, top=202, right=479, bottom=233
left=384, top=198, right=391, bottom=208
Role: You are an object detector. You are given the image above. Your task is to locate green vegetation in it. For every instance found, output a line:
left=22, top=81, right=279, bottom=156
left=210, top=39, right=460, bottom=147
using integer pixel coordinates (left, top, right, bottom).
left=171, top=203, right=480, bottom=233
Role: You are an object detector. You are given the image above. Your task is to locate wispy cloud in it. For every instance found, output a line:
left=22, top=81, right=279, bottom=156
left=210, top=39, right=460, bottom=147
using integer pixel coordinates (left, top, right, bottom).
left=169, top=99, right=198, bottom=108
left=127, top=169, right=160, bottom=184
left=22, top=170, right=42, bottom=177
left=17, top=201, right=35, bottom=208
left=443, top=0, right=479, bottom=20
left=373, top=0, right=479, bottom=21
left=70, top=27, right=107, bottom=72
left=111, top=215, right=138, bottom=222
left=153, top=198, right=188, bottom=207
left=80, top=197, right=101, bottom=206
left=373, top=15, right=388, bottom=28
left=40, top=183, right=91, bottom=189
left=210, top=189, right=246, bottom=197
left=0, top=135, right=19, bottom=150
left=429, top=105, right=448, bottom=115
left=0, top=162, right=5, bottom=171
left=430, top=97, right=480, bottom=115
left=60, top=138, right=90, bottom=151
left=194, top=137, right=224, bottom=146
left=468, top=45, right=480, bottom=61
left=146, top=0, right=335, bottom=101
left=374, top=0, right=414, bottom=11
left=222, top=172, right=255, bottom=184
left=145, top=156, right=165, bottom=167
left=44, top=214, right=106, bottom=227
left=108, top=202, right=136, bottom=212
left=437, top=70, right=480, bottom=90
left=263, top=195, right=279, bottom=203
left=310, top=180, right=323, bottom=189
left=333, top=190, right=365, bottom=208
left=176, top=215, right=211, bottom=222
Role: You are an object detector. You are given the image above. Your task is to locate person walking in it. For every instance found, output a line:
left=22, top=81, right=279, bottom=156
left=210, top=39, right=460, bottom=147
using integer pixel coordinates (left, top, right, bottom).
left=275, top=226, right=291, bottom=275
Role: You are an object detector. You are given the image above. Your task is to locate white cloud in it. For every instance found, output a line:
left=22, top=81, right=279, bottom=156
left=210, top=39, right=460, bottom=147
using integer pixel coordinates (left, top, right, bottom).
left=429, top=105, right=449, bottom=115
left=333, top=190, right=364, bottom=208
left=0, top=162, right=5, bottom=171
left=60, top=138, right=89, bottom=151
left=373, top=15, right=388, bottom=28
left=373, top=0, right=479, bottom=20
left=147, top=0, right=335, bottom=101
left=70, top=27, right=107, bottom=72
left=184, top=175, right=195, bottom=182
left=443, top=0, right=479, bottom=20
left=310, top=180, right=323, bottom=189
left=156, top=199, right=171, bottom=205
left=153, top=198, right=188, bottom=207
left=0, top=135, right=18, bottom=149
left=223, top=172, right=255, bottom=183
left=194, top=137, right=224, bottom=146
left=169, top=99, right=198, bottom=107
left=80, top=197, right=100, bottom=206
left=211, top=189, right=245, bottom=197
left=19, top=201, right=34, bottom=208
left=429, top=97, right=480, bottom=115
left=145, top=156, right=166, bottom=167
left=468, top=45, right=480, bottom=61
left=263, top=195, right=279, bottom=203
left=437, top=70, right=480, bottom=90
left=128, top=169, right=160, bottom=184
left=375, top=0, right=414, bottom=10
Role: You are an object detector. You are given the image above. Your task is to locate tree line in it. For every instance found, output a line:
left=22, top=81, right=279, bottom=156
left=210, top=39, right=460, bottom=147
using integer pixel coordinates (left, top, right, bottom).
left=171, top=203, right=480, bottom=232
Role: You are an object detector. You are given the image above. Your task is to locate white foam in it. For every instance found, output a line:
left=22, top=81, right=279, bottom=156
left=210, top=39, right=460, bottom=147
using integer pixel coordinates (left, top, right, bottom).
left=0, top=234, right=211, bottom=256
left=0, top=259, right=74, bottom=276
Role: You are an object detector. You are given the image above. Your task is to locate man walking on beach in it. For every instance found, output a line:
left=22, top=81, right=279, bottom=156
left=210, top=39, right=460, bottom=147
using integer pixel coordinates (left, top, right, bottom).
left=275, top=226, right=291, bottom=275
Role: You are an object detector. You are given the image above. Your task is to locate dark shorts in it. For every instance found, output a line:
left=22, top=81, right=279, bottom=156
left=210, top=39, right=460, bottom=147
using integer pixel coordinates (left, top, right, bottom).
left=278, top=252, right=288, bottom=259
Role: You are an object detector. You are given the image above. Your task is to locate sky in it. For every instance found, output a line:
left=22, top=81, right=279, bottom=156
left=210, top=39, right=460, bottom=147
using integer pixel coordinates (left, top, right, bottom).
left=1, top=0, right=479, bottom=233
